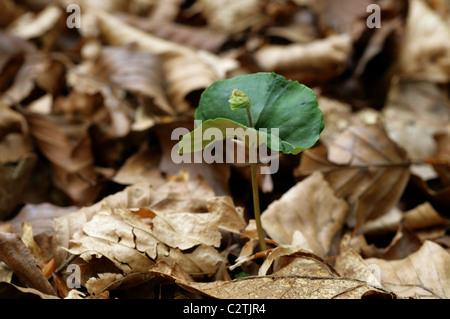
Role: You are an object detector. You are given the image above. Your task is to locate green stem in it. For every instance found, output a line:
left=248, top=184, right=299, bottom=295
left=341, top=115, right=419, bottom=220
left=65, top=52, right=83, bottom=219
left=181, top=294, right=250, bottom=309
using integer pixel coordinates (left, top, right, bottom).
left=245, top=108, right=266, bottom=251
left=250, top=161, right=266, bottom=251
left=229, top=89, right=266, bottom=251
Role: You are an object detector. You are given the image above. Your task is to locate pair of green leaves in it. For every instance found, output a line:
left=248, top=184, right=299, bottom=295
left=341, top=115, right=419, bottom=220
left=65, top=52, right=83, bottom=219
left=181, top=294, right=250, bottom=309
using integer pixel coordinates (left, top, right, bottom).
left=178, top=72, right=324, bottom=156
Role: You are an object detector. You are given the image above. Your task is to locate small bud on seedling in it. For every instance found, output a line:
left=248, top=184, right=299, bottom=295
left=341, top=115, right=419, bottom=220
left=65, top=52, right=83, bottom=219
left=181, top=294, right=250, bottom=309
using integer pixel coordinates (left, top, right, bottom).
left=229, top=89, right=251, bottom=111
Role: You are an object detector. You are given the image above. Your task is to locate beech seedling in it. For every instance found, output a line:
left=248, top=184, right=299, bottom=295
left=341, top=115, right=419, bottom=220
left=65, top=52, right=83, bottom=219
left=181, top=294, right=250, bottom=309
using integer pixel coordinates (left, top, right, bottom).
left=178, top=72, right=324, bottom=251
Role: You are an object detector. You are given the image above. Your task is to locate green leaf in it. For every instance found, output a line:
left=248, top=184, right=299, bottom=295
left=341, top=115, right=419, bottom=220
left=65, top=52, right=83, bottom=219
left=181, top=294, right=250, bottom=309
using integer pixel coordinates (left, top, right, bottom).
left=178, top=118, right=265, bottom=154
left=179, top=72, right=324, bottom=155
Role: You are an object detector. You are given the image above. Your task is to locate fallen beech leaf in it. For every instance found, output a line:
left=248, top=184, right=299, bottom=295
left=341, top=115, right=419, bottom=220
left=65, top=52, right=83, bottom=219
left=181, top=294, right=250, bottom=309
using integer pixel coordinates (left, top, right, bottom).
left=94, top=10, right=237, bottom=113
left=67, top=205, right=225, bottom=277
left=365, top=240, right=450, bottom=298
left=261, top=171, right=348, bottom=257
left=112, top=144, right=165, bottom=187
left=335, top=234, right=383, bottom=288
left=398, top=0, right=450, bottom=82
left=205, top=196, right=246, bottom=234
left=297, top=122, right=410, bottom=229
left=21, top=222, right=48, bottom=265
left=177, top=273, right=393, bottom=299
left=93, top=44, right=175, bottom=116
left=254, top=34, right=352, bottom=85
left=0, top=232, right=56, bottom=296
left=24, top=112, right=101, bottom=205
left=121, top=15, right=229, bottom=52
left=10, top=4, right=63, bottom=40
left=197, top=0, right=267, bottom=34
left=403, top=202, right=446, bottom=230
left=382, top=81, right=450, bottom=161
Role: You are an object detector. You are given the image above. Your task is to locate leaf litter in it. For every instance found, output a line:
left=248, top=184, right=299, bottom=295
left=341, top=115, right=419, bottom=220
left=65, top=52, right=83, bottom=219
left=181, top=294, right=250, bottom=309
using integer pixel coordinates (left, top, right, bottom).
left=0, top=0, right=449, bottom=300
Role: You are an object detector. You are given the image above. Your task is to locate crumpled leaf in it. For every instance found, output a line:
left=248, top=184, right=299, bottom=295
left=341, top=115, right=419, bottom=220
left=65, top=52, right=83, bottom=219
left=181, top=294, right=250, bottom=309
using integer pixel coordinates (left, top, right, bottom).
left=365, top=240, right=450, bottom=299
left=261, top=171, right=348, bottom=257
left=66, top=205, right=225, bottom=278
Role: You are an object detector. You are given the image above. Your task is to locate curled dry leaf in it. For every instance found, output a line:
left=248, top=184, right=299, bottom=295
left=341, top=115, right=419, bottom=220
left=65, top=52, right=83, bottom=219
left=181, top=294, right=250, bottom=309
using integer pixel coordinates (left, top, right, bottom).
left=261, top=171, right=348, bottom=258
left=297, top=122, right=410, bottom=230
left=0, top=232, right=56, bottom=296
left=254, top=34, right=352, bottom=85
left=10, top=4, right=63, bottom=40
left=365, top=240, right=450, bottom=299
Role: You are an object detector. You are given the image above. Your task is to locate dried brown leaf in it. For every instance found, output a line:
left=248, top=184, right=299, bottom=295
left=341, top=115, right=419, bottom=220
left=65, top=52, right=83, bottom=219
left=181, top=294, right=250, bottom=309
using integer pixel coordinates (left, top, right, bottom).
left=0, top=232, right=56, bottom=296
left=254, top=34, right=352, bottom=85
left=398, top=0, right=450, bottom=82
left=177, top=273, right=393, bottom=299
left=66, top=206, right=225, bottom=279
left=25, top=112, right=101, bottom=205
left=365, top=240, right=450, bottom=298
left=261, top=171, right=348, bottom=257
left=10, top=4, right=63, bottom=40
left=0, top=153, right=37, bottom=220
left=297, top=122, right=411, bottom=229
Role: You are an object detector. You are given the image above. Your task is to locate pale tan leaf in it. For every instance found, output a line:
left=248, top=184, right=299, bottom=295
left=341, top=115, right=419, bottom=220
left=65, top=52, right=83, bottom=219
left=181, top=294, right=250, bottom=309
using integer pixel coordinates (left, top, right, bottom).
left=177, top=274, right=393, bottom=299
left=398, top=0, right=450, bottom=82
left=254, top=34, right=352, bottom=84
left=335, top=234, right=383, bottom=288
left=365, top=240, right=450, bottom=298
left=197, top=0, right=266, bottom=34
left=112, top=144, right=165, bottom=187
left=93, top=44, right=175, bottom=116
left=261, top=171, right=348, bottom=257
left=10, top=4, right=63, bottom=40
left=382, top=81, right=450, bottom=161
left=403, top=202, right=446, bottom=230
left=205, top=196, right=246, bottom=234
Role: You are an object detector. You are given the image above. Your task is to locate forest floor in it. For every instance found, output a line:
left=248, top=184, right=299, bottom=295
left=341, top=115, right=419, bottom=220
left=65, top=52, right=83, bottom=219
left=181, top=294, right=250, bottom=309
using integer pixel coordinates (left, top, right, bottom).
left=0, top=0, right=449, bottom=300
